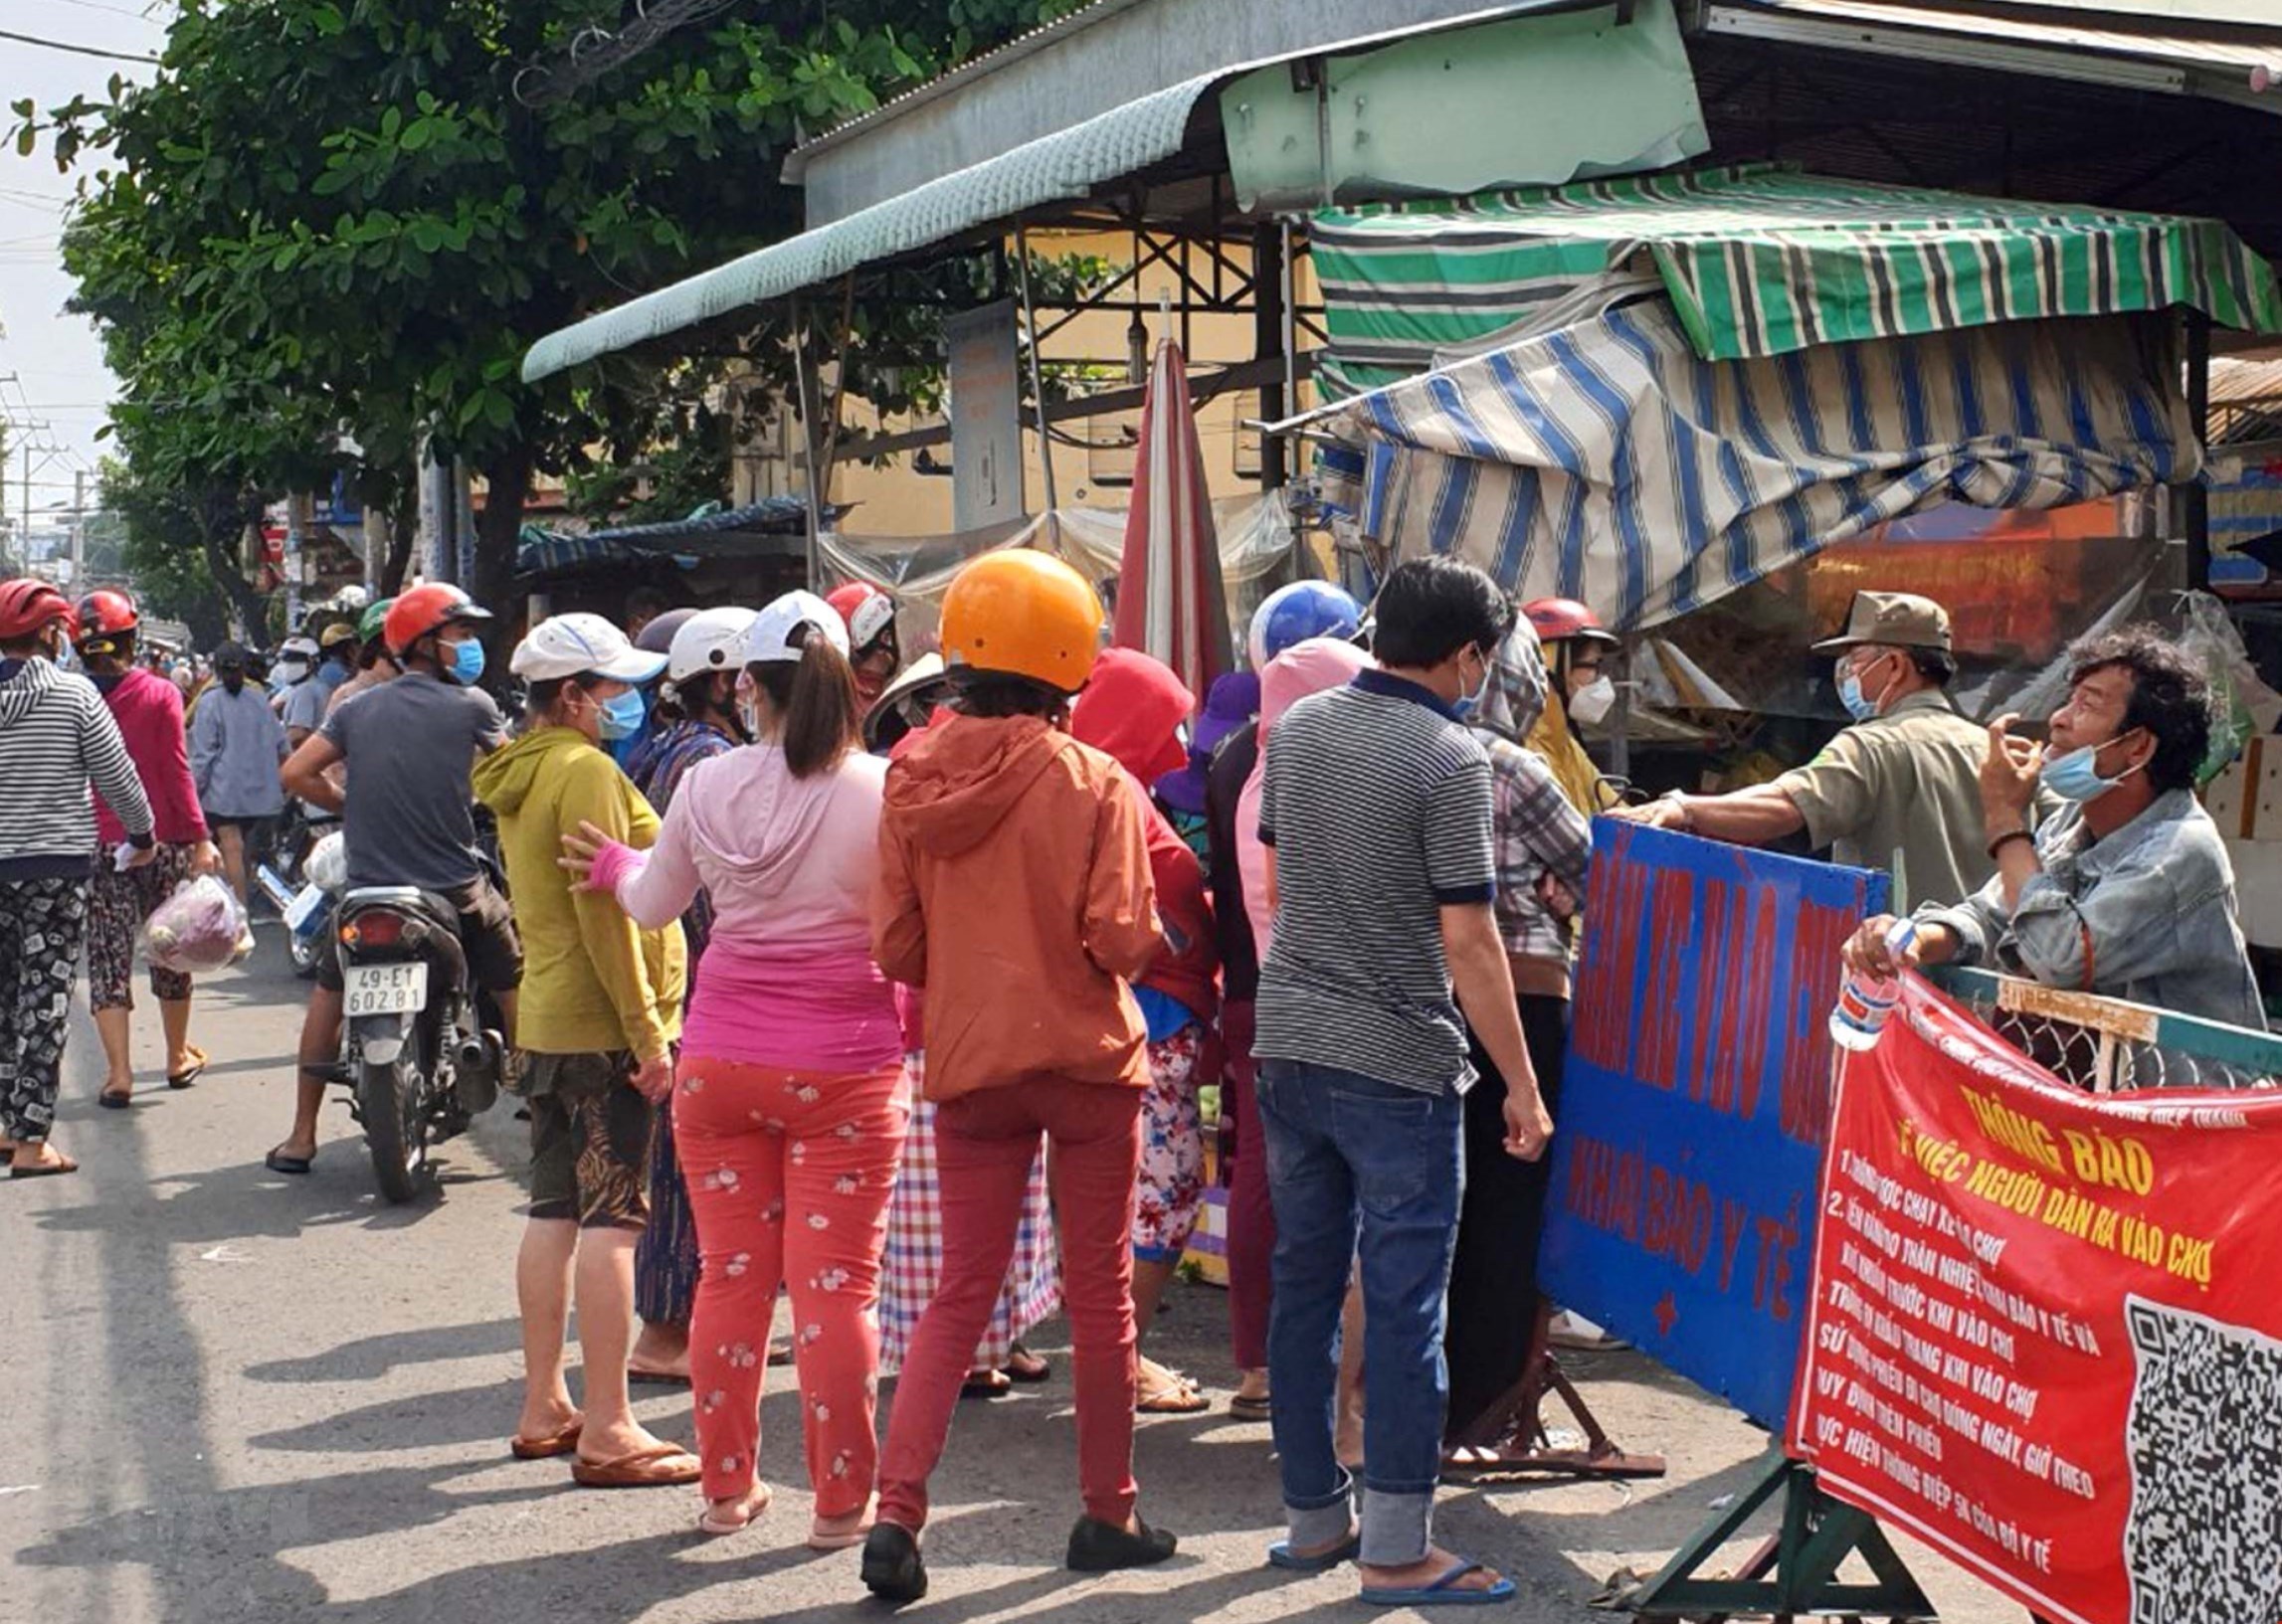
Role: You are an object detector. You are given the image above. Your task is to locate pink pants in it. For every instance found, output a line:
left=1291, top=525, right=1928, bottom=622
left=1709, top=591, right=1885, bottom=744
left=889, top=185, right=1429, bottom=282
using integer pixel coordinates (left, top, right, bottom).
left=674, top=1053, right=908, bottom=1514
left=877, top=1079, right=1144, bottom=1532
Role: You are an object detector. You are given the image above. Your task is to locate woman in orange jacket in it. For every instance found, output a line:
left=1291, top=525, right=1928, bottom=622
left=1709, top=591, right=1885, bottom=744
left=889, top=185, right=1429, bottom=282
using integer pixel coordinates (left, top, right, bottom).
left=861, top=551, right=1176, bottom=1602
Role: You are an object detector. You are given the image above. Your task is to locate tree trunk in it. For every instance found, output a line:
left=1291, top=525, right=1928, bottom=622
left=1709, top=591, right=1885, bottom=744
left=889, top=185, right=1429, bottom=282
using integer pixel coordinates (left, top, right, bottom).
left=379, top=486, right=418, bottom=595
left=198, top=492, right=274, bottom=639
left=472, top=444, right=534, bottom=649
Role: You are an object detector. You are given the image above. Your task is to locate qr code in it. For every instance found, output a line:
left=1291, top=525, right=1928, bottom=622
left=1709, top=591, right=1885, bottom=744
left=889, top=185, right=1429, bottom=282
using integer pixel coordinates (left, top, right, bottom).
left=2124, top=1297, right=2282, bottom=1624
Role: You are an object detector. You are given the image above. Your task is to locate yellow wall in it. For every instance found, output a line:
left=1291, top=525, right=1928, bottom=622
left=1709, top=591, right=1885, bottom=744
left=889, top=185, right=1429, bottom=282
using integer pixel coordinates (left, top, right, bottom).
left=736, top=229, right=1319, bottom=537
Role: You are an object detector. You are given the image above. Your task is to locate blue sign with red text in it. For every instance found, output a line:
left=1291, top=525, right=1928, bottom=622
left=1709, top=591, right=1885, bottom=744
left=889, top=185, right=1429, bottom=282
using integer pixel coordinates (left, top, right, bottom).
left=1538, top=819, right=1888, bottom=1430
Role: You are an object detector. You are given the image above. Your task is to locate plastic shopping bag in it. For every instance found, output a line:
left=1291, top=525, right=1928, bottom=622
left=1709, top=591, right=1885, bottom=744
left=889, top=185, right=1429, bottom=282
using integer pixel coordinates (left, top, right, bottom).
left=2180, top=591, right=2282, bottom=787
left=139, top=873, right=255, bottom=974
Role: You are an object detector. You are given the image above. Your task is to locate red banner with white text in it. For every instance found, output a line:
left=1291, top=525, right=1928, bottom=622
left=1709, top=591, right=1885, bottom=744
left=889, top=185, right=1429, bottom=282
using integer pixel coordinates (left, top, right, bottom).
left=1788, top=977, right=2282, bottom=1624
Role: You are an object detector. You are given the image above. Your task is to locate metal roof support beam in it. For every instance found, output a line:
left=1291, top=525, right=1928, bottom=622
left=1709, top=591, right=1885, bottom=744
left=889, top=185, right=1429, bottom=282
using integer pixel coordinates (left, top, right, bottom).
left=1015, top=222, right=1060, bottom=526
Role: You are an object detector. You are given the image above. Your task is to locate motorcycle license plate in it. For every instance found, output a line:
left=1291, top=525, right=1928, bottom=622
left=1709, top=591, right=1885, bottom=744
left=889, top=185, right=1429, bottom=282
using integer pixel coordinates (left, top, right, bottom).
left=285, top=882, right=329, bottom=934
left=343, top=962, right=428, bottom=1015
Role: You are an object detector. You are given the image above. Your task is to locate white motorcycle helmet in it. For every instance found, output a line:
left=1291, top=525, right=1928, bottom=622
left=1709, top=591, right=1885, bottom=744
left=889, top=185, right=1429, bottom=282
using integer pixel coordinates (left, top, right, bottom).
left=666, top=606, right=760, bottom=687
left=731, top=590, right=851, bottom=667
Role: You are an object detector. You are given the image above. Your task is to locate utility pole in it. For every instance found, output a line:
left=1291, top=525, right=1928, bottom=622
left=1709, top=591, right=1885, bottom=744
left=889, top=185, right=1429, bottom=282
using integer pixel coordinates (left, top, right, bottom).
left=70, top=467, right=87, bottom=591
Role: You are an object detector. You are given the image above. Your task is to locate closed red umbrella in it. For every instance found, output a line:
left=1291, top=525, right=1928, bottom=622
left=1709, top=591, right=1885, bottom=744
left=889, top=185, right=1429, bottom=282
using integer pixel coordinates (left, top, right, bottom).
left=1112, top=339, right=1233, bottom=701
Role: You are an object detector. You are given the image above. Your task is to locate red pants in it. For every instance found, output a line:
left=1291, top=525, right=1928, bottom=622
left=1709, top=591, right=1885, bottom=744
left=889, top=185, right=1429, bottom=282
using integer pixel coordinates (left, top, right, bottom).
left=1221, top=999, right=1274, bottom=1371
left=675, top=1054, right=908, bottom=1515
left=877, top=1078, right=1144, bottom=1532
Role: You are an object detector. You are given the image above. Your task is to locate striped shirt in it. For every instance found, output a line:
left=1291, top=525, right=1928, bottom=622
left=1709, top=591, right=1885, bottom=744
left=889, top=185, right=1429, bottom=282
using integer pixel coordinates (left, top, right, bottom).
left=0, top=656, right=154, bottom=880
left=1255, top=669, right=1495, bottom=1095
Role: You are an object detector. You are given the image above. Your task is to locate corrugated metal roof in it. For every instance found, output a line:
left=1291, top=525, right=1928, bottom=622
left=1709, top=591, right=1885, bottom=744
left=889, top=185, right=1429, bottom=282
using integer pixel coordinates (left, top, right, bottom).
left=2211, top=357, right=2282, bottom=411
left=1708, top=0, right=2282, bottom=101
left=523, top=75, right=1213, bottom=382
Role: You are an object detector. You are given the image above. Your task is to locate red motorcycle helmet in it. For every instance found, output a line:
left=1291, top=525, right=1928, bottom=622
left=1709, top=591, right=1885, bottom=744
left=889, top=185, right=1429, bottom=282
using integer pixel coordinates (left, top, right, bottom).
left=383, top=583, right=491, bottom=656
left=0, top=578, right=78, bottom=642
left=74, top=589, right=139, bottom=652
left=826, top=581, right=897, bottom=655
left=1521, top=597, right=1619, bottom=647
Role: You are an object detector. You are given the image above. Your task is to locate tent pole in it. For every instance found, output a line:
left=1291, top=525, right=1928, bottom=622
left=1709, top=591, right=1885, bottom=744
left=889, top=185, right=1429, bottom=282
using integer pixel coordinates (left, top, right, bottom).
left=791, top=292, right=826, bottom=589
left=2187, top=310, right=2211, bottom=593
left=1254, top=221, right=1287, bottom=492
left=1015, top=222, right=1061, bottom=537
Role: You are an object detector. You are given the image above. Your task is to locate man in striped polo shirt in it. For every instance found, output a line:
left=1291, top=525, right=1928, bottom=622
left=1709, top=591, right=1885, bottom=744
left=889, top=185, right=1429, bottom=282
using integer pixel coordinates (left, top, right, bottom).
left=1254, top=557, right=1554, bottom=1605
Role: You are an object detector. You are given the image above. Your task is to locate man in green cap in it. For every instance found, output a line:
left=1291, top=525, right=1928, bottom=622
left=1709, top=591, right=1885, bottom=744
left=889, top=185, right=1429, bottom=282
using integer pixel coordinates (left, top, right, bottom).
left=1616, top=591, right=2033, bottom=909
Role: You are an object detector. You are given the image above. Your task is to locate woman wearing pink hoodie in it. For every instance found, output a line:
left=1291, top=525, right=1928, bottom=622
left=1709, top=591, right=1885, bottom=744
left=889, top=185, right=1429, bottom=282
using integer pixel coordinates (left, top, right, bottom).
left=563, top=591, right=906, bottom=1548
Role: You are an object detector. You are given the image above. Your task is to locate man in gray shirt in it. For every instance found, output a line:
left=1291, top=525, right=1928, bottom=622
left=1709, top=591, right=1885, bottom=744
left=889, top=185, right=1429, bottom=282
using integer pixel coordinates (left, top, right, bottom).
left=268, top=586, right=520, bottom=1174
left=188, top=642, right=286, bottom=905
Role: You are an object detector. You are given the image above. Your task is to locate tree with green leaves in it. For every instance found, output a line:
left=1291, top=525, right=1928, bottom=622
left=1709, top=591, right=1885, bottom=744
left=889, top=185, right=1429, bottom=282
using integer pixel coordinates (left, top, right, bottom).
left=23, top=0, right=1086, bottom=632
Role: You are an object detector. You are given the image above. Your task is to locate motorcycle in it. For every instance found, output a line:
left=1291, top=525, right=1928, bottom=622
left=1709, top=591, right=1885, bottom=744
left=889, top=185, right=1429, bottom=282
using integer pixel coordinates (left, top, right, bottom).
left=333, top=878, right=507, bottom=1204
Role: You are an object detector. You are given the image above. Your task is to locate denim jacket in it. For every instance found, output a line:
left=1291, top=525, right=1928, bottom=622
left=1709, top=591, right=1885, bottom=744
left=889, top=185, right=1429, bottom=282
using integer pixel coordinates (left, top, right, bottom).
left=1918, top=788, right=2264, bottom=1030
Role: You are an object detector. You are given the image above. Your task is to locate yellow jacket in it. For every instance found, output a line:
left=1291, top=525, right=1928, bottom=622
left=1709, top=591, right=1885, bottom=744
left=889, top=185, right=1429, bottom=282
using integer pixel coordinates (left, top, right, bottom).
left=1525, top=689, right=1618, bottom=818
left=474, top=725, right=684, bottom=1061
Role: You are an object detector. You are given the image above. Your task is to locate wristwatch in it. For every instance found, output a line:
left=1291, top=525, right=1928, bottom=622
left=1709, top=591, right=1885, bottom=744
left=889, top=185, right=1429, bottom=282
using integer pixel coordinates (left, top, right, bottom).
left=1657, top=790, right=1693, bottom=832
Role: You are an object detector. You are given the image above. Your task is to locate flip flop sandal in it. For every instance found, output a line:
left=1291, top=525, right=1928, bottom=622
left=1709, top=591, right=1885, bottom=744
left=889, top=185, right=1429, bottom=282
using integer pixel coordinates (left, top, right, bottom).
left=961, top=1368, right=1013, bottom=1400
left=572, top=1442, right=703, bottom=1489
left=1002, top=1344, right=1051, bottom=1383
left=1268, top=1530, right=1360, bottom=1571
left=628, top=1366, right=689, bottom=1387
left=1229, top=1392, right=1273, bottom=1422
left=508, top=1419, right=583, bottom=1460
left=167, top=1050, right=209, bottom=1090
left=1360, top=1560, right=1517, bottom=1607
left=264, top=1149, right=313, bottom=1176
left=697, top=1485, right=773, bottom=1536
left=1136, top=1378, right=1212, bottom=1415
left=807, top=1514, right=873, bottom=1551
left=10, top=1151, right=80, bottom=1180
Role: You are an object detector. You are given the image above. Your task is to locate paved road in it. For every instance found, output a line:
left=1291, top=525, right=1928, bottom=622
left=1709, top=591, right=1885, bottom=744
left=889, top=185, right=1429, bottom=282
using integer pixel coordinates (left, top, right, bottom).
left=3, top=935, right=2017, bottom=1623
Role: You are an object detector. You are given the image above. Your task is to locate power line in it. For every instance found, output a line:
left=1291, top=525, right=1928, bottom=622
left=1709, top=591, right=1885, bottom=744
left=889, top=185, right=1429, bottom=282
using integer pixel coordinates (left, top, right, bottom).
left=0, top=25, right=160, bottom=64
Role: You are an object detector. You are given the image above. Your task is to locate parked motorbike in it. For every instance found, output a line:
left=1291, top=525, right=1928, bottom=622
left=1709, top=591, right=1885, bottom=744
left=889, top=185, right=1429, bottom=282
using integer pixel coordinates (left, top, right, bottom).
left=334, top=881, right=506, bottom=1204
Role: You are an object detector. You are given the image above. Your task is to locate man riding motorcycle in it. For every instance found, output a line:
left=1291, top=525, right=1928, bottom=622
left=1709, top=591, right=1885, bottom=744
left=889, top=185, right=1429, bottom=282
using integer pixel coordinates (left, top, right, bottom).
left=268, top=584, right=521, bottom=1175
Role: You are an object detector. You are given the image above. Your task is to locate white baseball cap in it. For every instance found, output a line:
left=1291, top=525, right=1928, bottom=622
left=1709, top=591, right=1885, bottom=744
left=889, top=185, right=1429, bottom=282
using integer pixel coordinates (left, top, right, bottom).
left=508, top=612, right=668, bottom=684
left=731, top=590, right=851, bottom=667
left=666, top=605, right=759, bottom=684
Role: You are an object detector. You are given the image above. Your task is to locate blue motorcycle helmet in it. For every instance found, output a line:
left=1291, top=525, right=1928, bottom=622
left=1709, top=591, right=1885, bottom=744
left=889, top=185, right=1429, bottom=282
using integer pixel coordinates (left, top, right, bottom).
left=1246, top=580, right=1364, bottom=670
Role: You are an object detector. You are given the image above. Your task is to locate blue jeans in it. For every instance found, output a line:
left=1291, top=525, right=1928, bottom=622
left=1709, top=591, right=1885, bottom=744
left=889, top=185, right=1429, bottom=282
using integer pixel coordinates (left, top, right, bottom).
left=1258, top=1057, right=1464, bottom=1567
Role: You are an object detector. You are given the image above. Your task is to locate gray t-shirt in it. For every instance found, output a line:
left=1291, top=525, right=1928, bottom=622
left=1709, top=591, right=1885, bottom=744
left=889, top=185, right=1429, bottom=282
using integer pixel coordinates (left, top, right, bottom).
left=1255, top=670, right=1496, bottom=1095
left=281, top=676, right=330, bottom=736
left=320, top=672, right=505, bottom=890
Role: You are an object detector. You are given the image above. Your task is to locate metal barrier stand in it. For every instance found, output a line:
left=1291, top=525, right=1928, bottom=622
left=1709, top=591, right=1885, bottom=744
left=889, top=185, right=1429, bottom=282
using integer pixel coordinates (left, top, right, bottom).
left=1616, top=1445, right=1935, bottom=1621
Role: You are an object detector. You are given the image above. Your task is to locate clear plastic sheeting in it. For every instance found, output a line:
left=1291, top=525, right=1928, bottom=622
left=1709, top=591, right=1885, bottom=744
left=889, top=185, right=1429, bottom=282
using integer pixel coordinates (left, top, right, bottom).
left=818, top=495, right=1303, bottom=660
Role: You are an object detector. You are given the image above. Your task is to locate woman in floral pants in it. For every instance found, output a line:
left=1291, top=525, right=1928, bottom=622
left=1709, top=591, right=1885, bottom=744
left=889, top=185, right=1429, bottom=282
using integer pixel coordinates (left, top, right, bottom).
left=568, top=592, right=905, bottom=1545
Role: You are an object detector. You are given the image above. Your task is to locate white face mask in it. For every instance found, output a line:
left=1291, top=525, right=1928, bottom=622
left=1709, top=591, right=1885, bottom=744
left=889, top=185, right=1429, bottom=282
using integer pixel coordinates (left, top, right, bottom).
left=1569, top=674, right=1616, bottom=726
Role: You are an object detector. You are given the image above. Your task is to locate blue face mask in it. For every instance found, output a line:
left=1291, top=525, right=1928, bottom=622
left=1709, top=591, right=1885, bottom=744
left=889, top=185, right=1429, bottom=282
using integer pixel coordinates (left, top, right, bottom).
left=597, top=688, right=647, bottom=742
left=1451, top=646, right=1494, bottom=719
left=446, top=637, right=486, bottom=687
left=2040, top=736, right=2141, bottom=803
left=1835, top=653, right=1890, bottom=723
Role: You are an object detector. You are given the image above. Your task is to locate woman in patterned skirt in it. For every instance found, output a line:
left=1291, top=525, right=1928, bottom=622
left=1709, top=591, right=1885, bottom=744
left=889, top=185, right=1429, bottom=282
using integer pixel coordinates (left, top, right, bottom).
left=624, top=608, right=754, bottom=1384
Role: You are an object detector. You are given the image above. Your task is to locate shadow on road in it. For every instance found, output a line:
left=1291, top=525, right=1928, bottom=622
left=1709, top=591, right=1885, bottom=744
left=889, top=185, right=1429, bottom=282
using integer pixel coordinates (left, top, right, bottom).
left=244, top=1319, right=522, bottom=1385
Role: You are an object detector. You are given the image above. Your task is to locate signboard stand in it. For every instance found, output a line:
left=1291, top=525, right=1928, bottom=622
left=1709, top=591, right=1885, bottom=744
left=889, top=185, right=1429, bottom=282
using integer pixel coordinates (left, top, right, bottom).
left=1620, top=1449, right=1934, bottom=1621
left=1443, top=1300, right=1664, bottom=1480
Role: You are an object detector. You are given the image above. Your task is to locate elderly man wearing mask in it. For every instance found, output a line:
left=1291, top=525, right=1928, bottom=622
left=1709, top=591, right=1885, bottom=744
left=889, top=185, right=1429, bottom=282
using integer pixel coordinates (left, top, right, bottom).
left=1845, top=627, right=2263, bottom=1030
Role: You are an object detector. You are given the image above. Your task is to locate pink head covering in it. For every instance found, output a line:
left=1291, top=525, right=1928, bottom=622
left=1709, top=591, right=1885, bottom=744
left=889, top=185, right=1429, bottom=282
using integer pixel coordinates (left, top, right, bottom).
left=1237, top=636, right=1374, bottom=953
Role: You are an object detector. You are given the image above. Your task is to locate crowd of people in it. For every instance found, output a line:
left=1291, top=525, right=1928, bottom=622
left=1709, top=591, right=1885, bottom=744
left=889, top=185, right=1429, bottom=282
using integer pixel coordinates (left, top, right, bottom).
left=0, top=547, right=2261, bottom=1606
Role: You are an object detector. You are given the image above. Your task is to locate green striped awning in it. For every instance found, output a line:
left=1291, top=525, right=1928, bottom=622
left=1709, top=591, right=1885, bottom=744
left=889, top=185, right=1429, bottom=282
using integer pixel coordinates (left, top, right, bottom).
left=1311, top=163, right=2282, bottom=392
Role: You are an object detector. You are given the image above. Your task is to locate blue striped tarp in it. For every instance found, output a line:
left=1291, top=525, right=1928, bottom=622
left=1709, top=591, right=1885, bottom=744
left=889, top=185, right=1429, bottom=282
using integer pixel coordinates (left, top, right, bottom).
left=1314, top=289, right=2194, bottom=630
